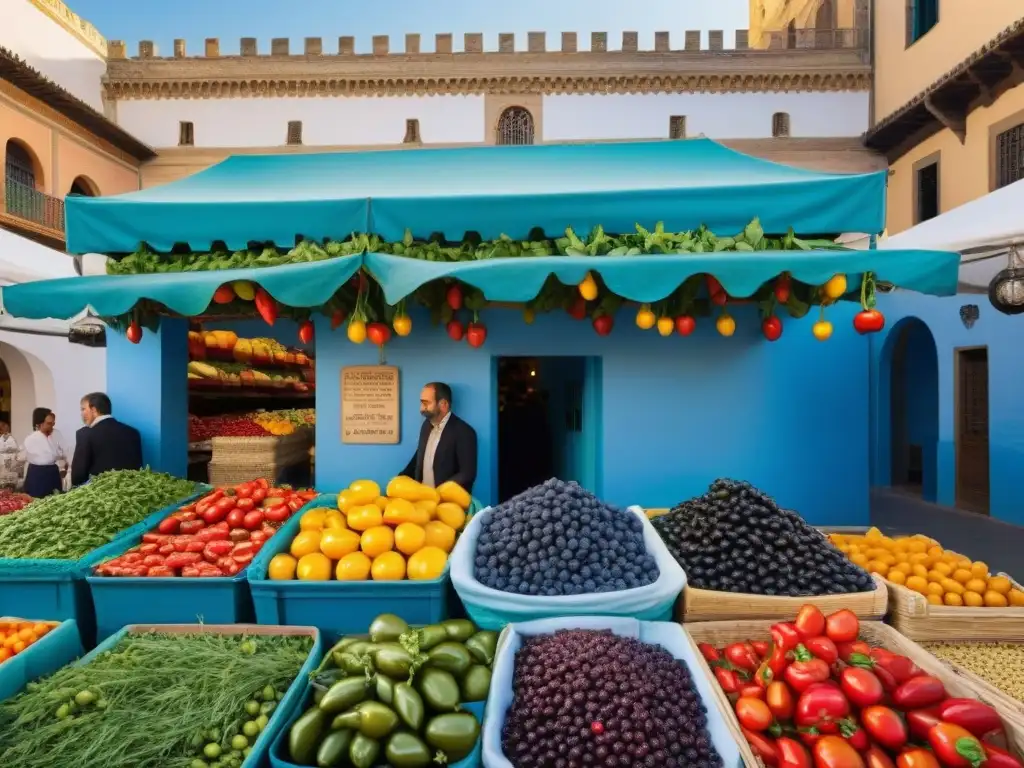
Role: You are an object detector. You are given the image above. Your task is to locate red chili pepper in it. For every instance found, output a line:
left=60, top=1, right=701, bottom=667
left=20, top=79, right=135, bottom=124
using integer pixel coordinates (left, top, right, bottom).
left=698, top=643, right=721, bottom=663
left=254, top=288, right=278, bottom=325
left=937, top=699, right=1003, bottom=738
left=757, top=643, right=790, bottom=688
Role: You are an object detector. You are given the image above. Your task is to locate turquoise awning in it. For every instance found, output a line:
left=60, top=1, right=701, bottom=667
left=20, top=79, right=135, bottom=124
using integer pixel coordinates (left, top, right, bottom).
left=64, top=139, right=888, bottom=254
left=1, top=249, right=960, bottom=321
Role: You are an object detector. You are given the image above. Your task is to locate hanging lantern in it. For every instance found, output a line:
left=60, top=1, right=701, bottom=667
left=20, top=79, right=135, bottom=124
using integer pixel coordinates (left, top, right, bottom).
left=988, top=245, right=1024, bottom=315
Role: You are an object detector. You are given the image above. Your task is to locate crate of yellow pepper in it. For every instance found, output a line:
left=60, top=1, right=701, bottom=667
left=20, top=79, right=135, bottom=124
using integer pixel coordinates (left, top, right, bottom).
left=247, top=476, right=477, bottom=636
left=826, top=527, right=1024, bottom=641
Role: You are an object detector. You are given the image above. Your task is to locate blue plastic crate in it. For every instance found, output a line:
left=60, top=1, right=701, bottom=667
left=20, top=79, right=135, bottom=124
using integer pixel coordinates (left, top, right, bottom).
left=0, top=618, right=83, bottom=701
left=0, top=489, right=206, bottom=645
left=268, top=687, right=485, bottom=768
left=86, top=495, right=321, bottom=640
left=248, top=494, right=479, bottom=637
left=75, top=623, right=322, bottom=768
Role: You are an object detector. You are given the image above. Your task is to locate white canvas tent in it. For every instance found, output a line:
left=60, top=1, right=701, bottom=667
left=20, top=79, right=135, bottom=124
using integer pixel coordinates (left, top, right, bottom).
left=878, top=178, right=1024, bottom=293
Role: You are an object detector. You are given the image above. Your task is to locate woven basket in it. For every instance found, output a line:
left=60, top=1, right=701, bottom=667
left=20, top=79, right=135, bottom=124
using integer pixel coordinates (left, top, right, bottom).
left=683, top=619, right=1024, bottom=767
left=211, top=428, right=312, bottom=463
left=207, top=460, right=286, bottom=488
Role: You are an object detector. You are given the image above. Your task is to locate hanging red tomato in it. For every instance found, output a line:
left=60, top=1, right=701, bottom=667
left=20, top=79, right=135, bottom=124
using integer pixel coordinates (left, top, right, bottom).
left=853, top=309, right=885, bottom=334
left=366, top=322, right=391, bottom=346
left=762, top=316, right=783, bottom=342
left=567, top=297, right=587, bottom=320
left=466, top=322, right=487, bottom=348
left=298, top=320, right=314, bottom=344
left=446, top=284, right=463, bottom=311
left=126, top=320, right=143, bottom=344
left=254, top=288, right=277, bottom=326
left=592, top=314, right=614, bottom=336
left=212, top=284, right=235, bottom=305
left=674, top=315, right=696, bottom=336
left=774, top=275, right=792, bottom=303
left=446, top=319, right=465, bottom=341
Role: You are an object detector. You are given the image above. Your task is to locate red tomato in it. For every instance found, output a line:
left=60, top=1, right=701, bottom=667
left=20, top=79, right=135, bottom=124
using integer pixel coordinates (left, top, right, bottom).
left=179, top=520, right=205, bottom=535
left=142, top=554, right=164, bottom=567
left=235, top=483, right=253, bottom=499
left=795, top=686, right=850, bottom=734
left=776, top=737, right=813, bottom=768
left=805, top=637, right=839, bottom=664
left=813, top=735, right=865, bottom=768
left=870, top=650, right=922, bottom=685
left=766, top=681, right=795, bottom=720
left=287, top=497, right=305, bottom=513
left=251, top=487, right=267, bottom=503
left=762, top=315, right=783, bottom=341
left=840, top=722, right=869, bottom=752
left=242, top=511, right=264, bottom=530
left=264, top=504, right=290, bottom=523
left=785, top=659, right=831, bottom=693
left=226, top=509, right=246, bottom=529
left=905, top=708, right=942, bottom=742
left=235, top=497, right=256, bottom=512
left=466, top=322, right=487, bottom=348
left=824, top=610, right=859, bottom=643
left=202, top=507, right=227, bottom=524
left=181, top=566, right=200, bottom=578
left=215, top=496, right=236, bottom=512
left=446, top=320, right=464, bottom=341
left=146, top=565, right=174, bottom=577
left=736, top=697, right=775, bottom=732
left=892, top=677, right=947, bottom=710
left=740, top=684, right=766, bottom=700
left=837, top=641, right=871, bottom=663
left=138, top=543, right=159, bottom=554
left=141, top=533, right=166, bottom=544
left=714, top=667, right=742, bottom=694
left=896, top=748, right=940, bottom=768
left=840, top=667, right=885, bottom=708
left=864, top=746, right=896, bottom=768
left=981, top=743, right=1024, bottom=768
left=937, top=699, right=1003, bottom=738
left=752, top=640, right=771, bottom=658
left=725, top=643, right=761, bottom=673
left=795, top=605, right=826, bottom=640
left=927, top=723, right=986, bottom=768
left=698, top=643, right=720, bottom=663
left=675, top=315, right=696, bottom=336
left=743, top=728, right=779, bottom=766
left=853, top=309, right=885, bottom=335
left=861, top=706, right=908, bottom=751
left=157, top=517, right=180, bottom=534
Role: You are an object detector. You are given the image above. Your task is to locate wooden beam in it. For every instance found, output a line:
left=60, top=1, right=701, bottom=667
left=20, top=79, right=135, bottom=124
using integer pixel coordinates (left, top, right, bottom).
left=965, top=67, right=996, bottom=107
left=924, top=95, right=966, bottom=143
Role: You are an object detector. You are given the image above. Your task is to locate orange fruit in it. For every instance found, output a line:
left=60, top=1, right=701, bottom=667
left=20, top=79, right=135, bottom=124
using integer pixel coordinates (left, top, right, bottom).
left=423, top=521, right=457, bottom=553
left=971, top=562, right=990, bottom=579
left=11, top=641, right=25, bottom=654
left=1009, top=589, right=1024, bottom=607
left=360, top=526, right=395, bottom=558
left=943, top=592, right=963, bottom=606
left=299, top=508, right=328, bottom=531
left=911, top=564, right=929, bottom=579
left=296, top=552, right=332, bottom=581
left=290, top=530, right=322, bottom=559
left=987, top=576, right=1012, bottom=595
left=0, top=648, right=10, bottom=663
left=984, top=590, right=1009, bottom=608
left=926, top=570, right=946, bottom=584
left=932, top=562, right=952, bottom=576
left=887, top=570, right=907, bottom=585
left=965, top=578, right=988, bottom=594
left=394, top=523, right=427, bottom=556
left=926, top=582, right=945, bottom=597
left=850, top=553, right=869, bottom=567
left=406, top=546, right=449, bottom=581
left=335, top=552, right=372, bottom=581
left=17, top=628, right=35, bottom=642
left=32, top=623, right=50, bottom=637
left=268, top=553, right=298, bottom=580
left=963, top=591, right=984, bottom=607
left=905, top=576, right=928, bottom=594
left=941, top=579, right=964, bottom=596
left=320, top=529, right=361, bottom=560
left=926, top=594, right=943, bottom=606
left=371, top=551, right=407, bottom=581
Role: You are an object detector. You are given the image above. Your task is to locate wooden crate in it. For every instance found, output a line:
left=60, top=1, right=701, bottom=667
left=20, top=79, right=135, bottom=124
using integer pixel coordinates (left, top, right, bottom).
left=885, top=574, right=1024, bottom=641
left=918, top=639, right=1024, bottom=720
left=678, top=574, right=888, bottom=623
left=683, top=619, right=1024, bottom=767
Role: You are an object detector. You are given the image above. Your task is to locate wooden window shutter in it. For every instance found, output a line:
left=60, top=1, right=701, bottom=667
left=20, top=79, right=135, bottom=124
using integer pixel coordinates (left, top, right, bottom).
left=403, top=118, right=421, bottom=144
left=178, top=121, right=194, bottom=146
left=287, top=121, right=303, bottom=145
left=669, top=116, right=686, bottom=139
left=772, top=112, right=791, bottom=138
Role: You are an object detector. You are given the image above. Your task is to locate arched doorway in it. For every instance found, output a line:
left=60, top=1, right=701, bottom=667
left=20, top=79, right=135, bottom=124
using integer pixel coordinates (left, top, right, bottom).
left=0, top=342, right=57, bottom=442
left=0, top=359, right=10, bottom=417
left=886, top=318, right=939, bottom=502
left=496, top=107, right=535, bottom=146
left=69, top=175, right=98, bottom=197
left=4, top=139, right=43, bottom=191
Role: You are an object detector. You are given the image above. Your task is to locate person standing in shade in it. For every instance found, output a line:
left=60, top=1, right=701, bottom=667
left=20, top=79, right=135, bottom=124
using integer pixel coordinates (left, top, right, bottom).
left=401, top=382, right=478, bottom=493
left=0, top=413, right=22, bottom=490
left=21, top=408, right=65, bottom=497
left=71, top=392, right=143, bottom=487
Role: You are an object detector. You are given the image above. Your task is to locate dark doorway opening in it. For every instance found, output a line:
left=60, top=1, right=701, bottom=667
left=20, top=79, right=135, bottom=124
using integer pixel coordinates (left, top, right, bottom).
left=956, top=347, right=990, bottom=515
left=889, top=318, right=939, bottom=501
left=495, top=356, right=600, bottom=503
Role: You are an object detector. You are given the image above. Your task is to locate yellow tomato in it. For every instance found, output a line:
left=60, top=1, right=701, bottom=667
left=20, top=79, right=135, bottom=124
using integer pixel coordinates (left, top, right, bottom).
left=435, top=503, right=467, bottom=532
left=823, top=274, right=847, bottom=300
left=336, top=552, right=372, bottom=581
left=716, top=313, right=736, bottom=337
left=347, top=505, right=383, bottom=532
left=347, top=480, right=381, bottom=506
left=371, top=551, right=407, bottom=581
left=414, top=499, right=438, bottom=518
left=336, top=490, right=358, bottom=513
left=812, top=320, right=833, bottom=341
left=296, top=553, right=332, bottom=581
left=374, top=496, right=390, bottom=511
left=268, top=554, right=297, bottom=581
left=322, top=511, right=347, bottom=530
left=299, top=509, right=328, bottom=531
left=656, top=317, right=674, bottom=337
left=578, top=273, right=598, bottom=301
left=393, top=315, right=412, bottom=337
left=361, top=526, right=396, bottom=558
left=423, top=521, right=457, bottom=553
left=635, top=306, right=656, bottom=330
left=394, top=522, right=427, bottom=556
left=320, top=528, right=361, bottom=560
left=290, top=530, right=322, bottom=559
left=382, top=498, right=430, bottom=527
left=407, top=546, right=448, bottom=581
left=347, top=320, right=367, bottom=344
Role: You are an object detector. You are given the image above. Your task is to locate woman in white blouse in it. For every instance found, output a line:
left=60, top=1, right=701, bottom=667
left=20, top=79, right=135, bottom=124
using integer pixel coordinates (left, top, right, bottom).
left=21, top=407, right=65, bottom=497
left=0, top=413, right=22, bottom=489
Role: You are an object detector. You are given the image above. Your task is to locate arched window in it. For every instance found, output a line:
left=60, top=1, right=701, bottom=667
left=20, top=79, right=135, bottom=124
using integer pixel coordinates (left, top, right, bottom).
left=69, top=176, right=97, bottom=197
left=4, top=140, right=37, bottom=189
left=496, top=107, right=535, bottom=146
left=815, top=0, right=835, bottom=47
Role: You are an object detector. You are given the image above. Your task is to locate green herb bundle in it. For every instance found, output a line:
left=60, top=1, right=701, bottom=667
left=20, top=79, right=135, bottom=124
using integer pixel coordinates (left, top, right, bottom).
left=0, top=631, right=313, bottom=768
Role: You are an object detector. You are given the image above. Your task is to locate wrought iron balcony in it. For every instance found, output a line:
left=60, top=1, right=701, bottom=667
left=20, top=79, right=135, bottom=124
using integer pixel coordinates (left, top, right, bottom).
left=3, top=176, right=65, bottom=234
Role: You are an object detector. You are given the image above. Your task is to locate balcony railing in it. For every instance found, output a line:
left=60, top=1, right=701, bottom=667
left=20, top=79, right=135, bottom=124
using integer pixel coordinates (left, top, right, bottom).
left=766, top=27, right=869, bottom=51
left=3, top=177, right=65, bottom=234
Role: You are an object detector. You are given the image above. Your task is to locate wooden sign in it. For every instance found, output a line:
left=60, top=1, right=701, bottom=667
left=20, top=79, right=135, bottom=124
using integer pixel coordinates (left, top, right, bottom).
left=341, top=365, right=400, bottom=444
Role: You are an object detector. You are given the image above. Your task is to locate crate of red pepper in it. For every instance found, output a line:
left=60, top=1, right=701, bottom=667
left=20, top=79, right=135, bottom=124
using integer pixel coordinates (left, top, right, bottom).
left=682, top=606, right=1024, bottom=768
left=85, top=479, right=320, bottom=640
left=0, top=490, right=32, bottom=517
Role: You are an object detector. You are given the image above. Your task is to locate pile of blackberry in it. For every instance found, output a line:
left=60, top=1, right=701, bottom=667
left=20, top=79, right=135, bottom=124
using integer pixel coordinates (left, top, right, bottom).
left=502, top=629, right=722, bottom=768
left=652, top=478, right=874, bottom=596
left=473, top=478, right=659, bottom=596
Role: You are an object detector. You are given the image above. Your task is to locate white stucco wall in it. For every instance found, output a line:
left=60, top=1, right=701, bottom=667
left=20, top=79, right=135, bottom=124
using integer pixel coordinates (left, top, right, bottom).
left=542, top=92, right=871, bottom=141
left=0, top=0, right=106, bottom=111
left=115, top=96, right=487, bottom=148
left=0, top=332, right=104, bottom=457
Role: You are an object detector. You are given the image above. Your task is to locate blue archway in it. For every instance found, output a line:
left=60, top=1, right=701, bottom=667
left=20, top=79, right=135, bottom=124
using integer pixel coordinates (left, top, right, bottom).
left=876, top=317, right=939, bottom=502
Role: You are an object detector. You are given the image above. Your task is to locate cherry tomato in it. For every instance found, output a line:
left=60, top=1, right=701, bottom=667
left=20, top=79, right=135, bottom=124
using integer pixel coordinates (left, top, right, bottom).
left=905, top=707, right=942, bottom=742
left=836, top=641, right=871, bottom=663
left=726, top=643, right=761, bottom=673
left=795, top=685, right=850, bottom=734
left=824, top=609, right=859, bottom=643
left=840, top=667, right=885, bottom=708
left=776, top=737, right=813, bottom=768
left=740, top=684, right=766, bottom=700
left=736, top=697, right=775, bottom=732
left=896, top=748, right=940, bottom=768
left=892, top=676, right=947, bottom=710
left=840, top=722, right=869, bottom=751
left=813, top=735, right=865, bottom=768
left=805, top=636, right=839, bottom=664
left=767, top=681, right=795, bottom=720
left=795, top=605, right=826, bottom=640
left=752, top=640, right=771, bottom=658
left=981, top=743, right=1024, bottom=768
left=785, top=659, right=831, bottom=693
left=698, top=643, right=721, bottom=663
left=861, top=706, right=908, bottom=752
left=743, top=727, right=779, bottom=766
left=235, top=498, right=256, bottom=512
left=937, top=698, right=1003, bottom=738
left=864, top=745, right=896, bottom=768
left=927, top=723, right=986, bottom=768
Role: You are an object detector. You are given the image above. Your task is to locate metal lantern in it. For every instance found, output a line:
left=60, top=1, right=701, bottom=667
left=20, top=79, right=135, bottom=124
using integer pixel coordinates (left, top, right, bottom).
left=988, top=244, right=1024, bottom=315
left=68, top=315, right=106, bottom=348
left=959, top=304, right=979, bottom=329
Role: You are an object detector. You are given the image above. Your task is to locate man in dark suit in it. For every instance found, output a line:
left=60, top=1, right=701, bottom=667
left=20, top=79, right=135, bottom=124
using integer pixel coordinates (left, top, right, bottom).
left=71, top=392, right=143, bottom=487
left=401, top=382, right=477, bottom=493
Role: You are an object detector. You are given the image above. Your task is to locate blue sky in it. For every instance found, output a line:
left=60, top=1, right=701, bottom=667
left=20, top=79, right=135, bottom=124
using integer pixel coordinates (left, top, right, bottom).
left=68, top=0, right=749, bottom=55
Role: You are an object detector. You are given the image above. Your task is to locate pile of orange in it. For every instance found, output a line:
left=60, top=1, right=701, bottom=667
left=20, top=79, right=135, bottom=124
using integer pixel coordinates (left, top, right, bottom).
left=828, top=527, right=1024, bottom=608
left=267, top=477, right=471, bottom=583
left=0, top=619, right=57, bottom=663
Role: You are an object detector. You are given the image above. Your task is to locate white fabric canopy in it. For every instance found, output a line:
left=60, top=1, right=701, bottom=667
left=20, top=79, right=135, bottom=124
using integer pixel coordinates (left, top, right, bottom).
left=879, top=179, right=1024, bottom=292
